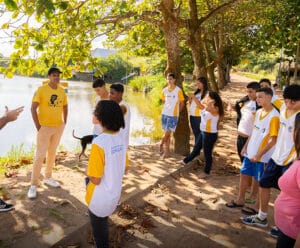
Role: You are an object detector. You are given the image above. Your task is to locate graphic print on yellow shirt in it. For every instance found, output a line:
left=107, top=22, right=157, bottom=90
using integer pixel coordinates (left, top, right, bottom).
left=32, top=84, right=67, bottom=126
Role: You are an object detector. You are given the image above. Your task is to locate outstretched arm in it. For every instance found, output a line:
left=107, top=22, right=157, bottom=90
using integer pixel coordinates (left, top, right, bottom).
left=0, top=106, right=24, bottom=130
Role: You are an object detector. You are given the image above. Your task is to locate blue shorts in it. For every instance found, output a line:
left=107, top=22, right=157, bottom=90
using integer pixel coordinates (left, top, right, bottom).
left=240, top=157, right=265, bottom=181
left=259, top=158, right=291, bottom=189
left=161, top=115, right=179, bottom=131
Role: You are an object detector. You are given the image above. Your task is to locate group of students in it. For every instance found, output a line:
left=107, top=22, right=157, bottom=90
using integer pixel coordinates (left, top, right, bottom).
left=87, top=78, right=131, bottom=247
left=0, top=67, right=130, bottom=248
left=159, top=74, right=300, bottom=247
left=159, top=73, right=224, bottom=179
left=1, top=69, right=299, bottom=247
left=225, top=79, right=300, bottom=248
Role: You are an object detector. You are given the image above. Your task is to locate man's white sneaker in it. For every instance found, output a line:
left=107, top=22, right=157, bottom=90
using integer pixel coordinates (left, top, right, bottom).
left=43, top=178, right=60, bottom=188
left=27, top=185, right=37, bottom=199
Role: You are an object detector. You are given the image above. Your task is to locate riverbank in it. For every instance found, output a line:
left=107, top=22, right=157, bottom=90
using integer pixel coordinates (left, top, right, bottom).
left=0, top=74, right=278, bottom=247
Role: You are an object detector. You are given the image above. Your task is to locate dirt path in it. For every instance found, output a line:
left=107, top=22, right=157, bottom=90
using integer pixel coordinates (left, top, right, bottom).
left=0, top=74, right=278, bottom=248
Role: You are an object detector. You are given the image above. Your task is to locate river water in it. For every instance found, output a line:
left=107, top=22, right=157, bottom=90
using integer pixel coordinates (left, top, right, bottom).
left=0, top=75, right=161, bottom=156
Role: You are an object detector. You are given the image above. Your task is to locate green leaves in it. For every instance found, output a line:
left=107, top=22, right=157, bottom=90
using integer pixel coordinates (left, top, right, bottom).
left=4, top=0, right=18, bottom=11
left=36, top=0, right=55, bottom=18
left=1, top=0, right=299, bottom=81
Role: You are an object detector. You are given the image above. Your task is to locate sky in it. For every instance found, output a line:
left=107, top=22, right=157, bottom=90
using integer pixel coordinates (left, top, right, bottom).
left=0, top=12, right=18, bottom=56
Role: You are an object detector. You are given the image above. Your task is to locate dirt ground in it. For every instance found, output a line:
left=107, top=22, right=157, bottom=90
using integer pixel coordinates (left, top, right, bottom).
left=0, top=74, right=279, bottom=248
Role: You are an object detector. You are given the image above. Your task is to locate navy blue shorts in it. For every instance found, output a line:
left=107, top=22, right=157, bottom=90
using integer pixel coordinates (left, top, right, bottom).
left=240, top=157, right=265, bottom=181
left=259, top=158, right=291, bottom=189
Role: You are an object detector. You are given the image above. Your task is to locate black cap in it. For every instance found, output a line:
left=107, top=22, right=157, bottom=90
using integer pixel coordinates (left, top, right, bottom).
left=48, top=67, right=62, bottom=75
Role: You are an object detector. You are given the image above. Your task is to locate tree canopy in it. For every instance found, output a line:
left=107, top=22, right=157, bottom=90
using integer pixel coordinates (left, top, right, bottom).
left=1, top=0, right=299, bottom=81
left=1, top=0, right=299, bottom=154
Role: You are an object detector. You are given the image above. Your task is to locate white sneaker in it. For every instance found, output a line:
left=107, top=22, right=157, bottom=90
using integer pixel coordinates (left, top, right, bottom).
left=27, top=185, right=37, bottom=199
left=43, top=178, right=60, bottom=188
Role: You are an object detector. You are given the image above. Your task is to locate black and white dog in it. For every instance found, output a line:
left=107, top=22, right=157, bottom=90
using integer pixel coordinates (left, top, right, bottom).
left=72, top=130, right=94, bottom=160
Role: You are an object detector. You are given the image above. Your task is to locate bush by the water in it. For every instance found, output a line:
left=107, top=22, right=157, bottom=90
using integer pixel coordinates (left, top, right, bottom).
left=128, top=74, right=167, bottom=106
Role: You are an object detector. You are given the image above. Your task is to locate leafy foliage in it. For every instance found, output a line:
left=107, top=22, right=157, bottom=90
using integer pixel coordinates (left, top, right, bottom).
left=99, top=54, right=133, bottom=81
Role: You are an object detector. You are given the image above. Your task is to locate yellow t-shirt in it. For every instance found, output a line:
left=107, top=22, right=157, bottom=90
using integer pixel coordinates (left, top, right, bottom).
left=32, top=84, right=68, bottom=126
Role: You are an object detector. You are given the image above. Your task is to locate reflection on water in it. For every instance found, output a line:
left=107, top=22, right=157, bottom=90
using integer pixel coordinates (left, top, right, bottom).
left=0, top=75, right=162, bottom=156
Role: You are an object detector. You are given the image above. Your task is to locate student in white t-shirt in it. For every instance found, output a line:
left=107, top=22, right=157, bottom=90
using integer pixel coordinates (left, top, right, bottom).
left=188, top=76, right=208, bottom=142
left=183, top=91, right=224, bottom=179
left=86, top=100, right=127, bottom=248
left=233, top=82, right=260, bottom=204
left=109, top=83, right=131, bottom=149
left=160, top=73, right=184, bottom=158
left=92, top=78, right=109, bottom=137
left=226, top=87, right=279, bottom=213
left=259, top=78, right=283, bottom=110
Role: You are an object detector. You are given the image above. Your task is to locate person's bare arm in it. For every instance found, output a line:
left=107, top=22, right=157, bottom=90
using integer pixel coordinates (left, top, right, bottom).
left=241, top=137, right=250, bottom=157
left=31, top=102, right=41, bottom=131
left=250, top=136, right=277, bottom=162
left=189, top=94, right=206, bottom=110
left=179, top=101, right=184, bottom=112
left=89, top=176, right=101, bottom=185
left=0, top=106, right=24, bottom=130
left=205, top=100, right=219, bottom=116
left=63, top=104, right=68, bottom=124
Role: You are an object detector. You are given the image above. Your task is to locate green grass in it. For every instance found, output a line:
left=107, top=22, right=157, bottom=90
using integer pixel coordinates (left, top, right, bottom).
left=0, top=144, right=35, bottom=174
left=48, top=208, right=65, bottom=220
left=236, top=71, right=276, bottom=81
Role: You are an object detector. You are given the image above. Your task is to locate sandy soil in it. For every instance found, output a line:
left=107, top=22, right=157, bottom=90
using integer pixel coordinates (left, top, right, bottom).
left=0, top=74, right=279, bottom=248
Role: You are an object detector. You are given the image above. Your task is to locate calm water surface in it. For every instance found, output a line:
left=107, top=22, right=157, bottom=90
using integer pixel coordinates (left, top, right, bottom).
left=0, top=75, right=160, bottom=156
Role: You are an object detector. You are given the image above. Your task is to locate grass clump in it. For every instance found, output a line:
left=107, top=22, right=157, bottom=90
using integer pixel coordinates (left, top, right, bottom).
left=0, top=144, right=35, bottom=175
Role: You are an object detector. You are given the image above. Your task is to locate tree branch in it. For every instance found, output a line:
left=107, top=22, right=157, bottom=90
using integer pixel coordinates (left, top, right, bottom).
left=198, top=0, right=244, bottom=27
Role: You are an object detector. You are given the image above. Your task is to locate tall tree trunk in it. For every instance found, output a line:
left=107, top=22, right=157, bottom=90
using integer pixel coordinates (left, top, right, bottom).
left=226, top=63, right=231, bottom=82
left=191, top=35, right=207, bottom=78
left=293, top=40, right=300, bottom=84
left=214, top=22, right=226, bottom=89
left=204, top=37, right=218, bottom=92
left=160, top=0, right=190, bottom=155
left=217, top=61, right=227, bottom=89
left=187, top=0, right=207, bottom=79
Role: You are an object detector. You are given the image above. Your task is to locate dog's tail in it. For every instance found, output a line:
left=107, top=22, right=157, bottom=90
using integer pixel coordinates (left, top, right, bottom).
left=72, top=130, right=81, bottom=140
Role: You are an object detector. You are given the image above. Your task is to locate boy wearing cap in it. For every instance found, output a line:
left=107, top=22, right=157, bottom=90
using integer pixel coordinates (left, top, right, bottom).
left=28, top=67, right=68, bottom=199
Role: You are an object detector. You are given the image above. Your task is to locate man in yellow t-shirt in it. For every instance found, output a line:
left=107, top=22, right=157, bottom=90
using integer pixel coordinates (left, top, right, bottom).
left=28, top=67, right=68, bottom=199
